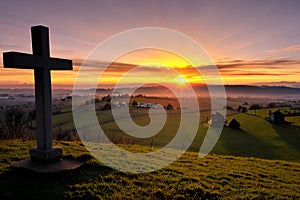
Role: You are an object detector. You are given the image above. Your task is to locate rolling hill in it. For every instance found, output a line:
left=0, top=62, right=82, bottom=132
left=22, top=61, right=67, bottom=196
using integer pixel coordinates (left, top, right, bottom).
left=0, top=140, right=299, bottom=199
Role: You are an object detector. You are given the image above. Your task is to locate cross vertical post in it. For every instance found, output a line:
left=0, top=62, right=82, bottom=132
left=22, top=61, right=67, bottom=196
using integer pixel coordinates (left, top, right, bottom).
left=3, top=25, right=73, bottom=161
left=32, top=26, right=53, bottom=150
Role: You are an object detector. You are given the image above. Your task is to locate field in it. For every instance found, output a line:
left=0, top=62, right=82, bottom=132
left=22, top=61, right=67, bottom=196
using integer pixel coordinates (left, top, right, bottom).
left=1, top=101, right=300, bottom=199
left=27, top=104, right=300, bottom=163
left=247, top=107, right=300, bottom=127
left=0, top=140, right=299, bottom=200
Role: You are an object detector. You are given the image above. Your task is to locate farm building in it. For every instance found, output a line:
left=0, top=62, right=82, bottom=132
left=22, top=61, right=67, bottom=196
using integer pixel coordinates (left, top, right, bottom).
left=135, top=102, right=159, bottom=109
left=269, top=109, right=285, bottom=124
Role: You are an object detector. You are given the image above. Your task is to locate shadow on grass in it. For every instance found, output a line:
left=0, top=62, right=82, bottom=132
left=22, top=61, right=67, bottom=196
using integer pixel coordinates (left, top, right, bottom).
left=213, top=127, right=278, bottom=159
left=271, top=123, right=300, bottom=154
left=0, top=161, right=113, bottom=200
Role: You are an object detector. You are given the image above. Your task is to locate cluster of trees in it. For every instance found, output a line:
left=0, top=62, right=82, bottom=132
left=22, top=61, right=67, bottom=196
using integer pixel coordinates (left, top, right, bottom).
left=249, top=104, right=261, bottom=110
left=228, top=103, right=263, bottom=113
left=238, top=106, right=247, bottom=113
left=0, top=109, right=36, bottom=139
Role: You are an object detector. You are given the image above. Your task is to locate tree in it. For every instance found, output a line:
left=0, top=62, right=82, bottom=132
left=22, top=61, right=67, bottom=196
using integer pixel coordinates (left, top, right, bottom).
left=101, top=103, right=111, bottom=110
left=0, top=119, right=4, bottom=139
left=166, top=103, right=174, bottom=110
left=132, top=100, right=138, bottom=107
left=27, top=109, right=36, bottom=128
left=249, top=104, right=261, bottom=110
left=3, top=109, right=27, bottom=138
left=101, top=95, right=111, bottom=102
left=268, top=103, right=276, bottom=108
left=28, top=109, right=36, bottom=120
left=241, top=107, right=247, bottom=113
left=238, top=106, right=247, bottom=113
left=95, top=97, right=100, bottom=103
left=226, top=105, right=234, bottom=110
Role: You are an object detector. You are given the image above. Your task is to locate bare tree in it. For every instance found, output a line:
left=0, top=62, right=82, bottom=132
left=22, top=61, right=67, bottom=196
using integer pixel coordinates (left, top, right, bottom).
left=27, top=109, right=36, bottom=127
left=3, top=109, right=27, bottom=138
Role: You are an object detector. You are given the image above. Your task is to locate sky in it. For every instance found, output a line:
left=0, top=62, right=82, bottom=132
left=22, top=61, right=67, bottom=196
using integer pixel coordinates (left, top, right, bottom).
left=0, top=0, right=300, bottom=89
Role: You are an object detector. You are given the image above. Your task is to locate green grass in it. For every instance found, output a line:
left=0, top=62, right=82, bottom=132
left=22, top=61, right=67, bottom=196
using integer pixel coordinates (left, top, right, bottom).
left=0, top=140, right=299, bottom=199
left=247, top=107, right=300, bottom=126
left=220, top=113, right=300, bottom=162
left=247, top=107, right=292, bottom=117
left=97, top=111, right=300, bottom=162
left=29, top=106, right=300, bottom=162
left=286, top=116, right=300, bottom=126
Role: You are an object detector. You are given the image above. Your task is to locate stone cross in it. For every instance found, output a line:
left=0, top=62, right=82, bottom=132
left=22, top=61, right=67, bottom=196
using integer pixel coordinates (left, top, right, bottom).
left=3, top=25, right=72, bottom=161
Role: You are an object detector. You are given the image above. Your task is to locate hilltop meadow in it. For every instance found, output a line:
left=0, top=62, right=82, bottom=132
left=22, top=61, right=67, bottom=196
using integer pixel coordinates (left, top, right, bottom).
left=0, top=140, right=300, bottom=200
left=1, top=96, right=300, bottom=199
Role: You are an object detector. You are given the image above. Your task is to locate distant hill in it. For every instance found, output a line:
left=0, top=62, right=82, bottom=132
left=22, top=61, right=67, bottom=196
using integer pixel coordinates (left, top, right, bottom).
left=224, top=85, right=300, bottom=98
left=1, top=85, right=300, bottom=99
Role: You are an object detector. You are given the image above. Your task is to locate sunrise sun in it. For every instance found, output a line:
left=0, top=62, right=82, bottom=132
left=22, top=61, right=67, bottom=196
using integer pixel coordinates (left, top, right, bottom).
left=174, top=75, right=187, bottom=86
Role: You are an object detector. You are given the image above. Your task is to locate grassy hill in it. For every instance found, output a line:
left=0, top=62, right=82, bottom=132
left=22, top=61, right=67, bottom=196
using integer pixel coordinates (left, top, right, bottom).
left=28, top=106, right=300, bottom=162
left=0, top=140, right=300, bottom=199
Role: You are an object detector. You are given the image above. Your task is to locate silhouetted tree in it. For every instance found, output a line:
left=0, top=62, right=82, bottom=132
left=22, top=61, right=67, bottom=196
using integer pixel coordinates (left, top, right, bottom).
left=0, top=119, right=4, bottom=139
left=268, top=103, right=276, bottom=108
left=166, top=103, right=174, bottom=110
left=27, top=109, right=36, bottom=128
left=238, top=106, right=247, bottom=113
left=101, top=95, right=111, bottom=102
left=101, top=103, right=111, bottom=110
left=3, top=109, right=27, bottom=138
left=226, top=105, right=234, bottom=110
left=132, top=100, right=138, bottom=107
left=249, top=104, right=261, bottom=110
left=241, top=107, right=247, bottom=113
left=95, top=97, right=100, bottom=103
left=29, top=109, right=36, bottom=119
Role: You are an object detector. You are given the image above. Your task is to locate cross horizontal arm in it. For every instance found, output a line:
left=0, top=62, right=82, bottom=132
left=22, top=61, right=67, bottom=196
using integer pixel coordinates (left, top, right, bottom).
left=50, top=58, right=73, bottom=70
left=3, top=52, right=42, bottom=69
left=3, top=52, right=73, bottom=70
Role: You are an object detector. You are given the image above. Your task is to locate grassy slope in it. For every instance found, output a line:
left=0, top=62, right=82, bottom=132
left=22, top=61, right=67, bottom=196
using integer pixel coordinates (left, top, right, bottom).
left=31, top=106, right=300, bottom=162
left=219, top=113, right=300, bottom=162
left=99, top=110, right=300, bottom=162
left=0, top=140, right=300, bottom=200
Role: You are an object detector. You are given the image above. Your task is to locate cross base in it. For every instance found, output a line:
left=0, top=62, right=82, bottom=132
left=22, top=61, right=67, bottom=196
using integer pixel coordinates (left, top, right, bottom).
left=30, top=146, right=63, bottom=161
left=11, top=158, right=84, bottom=173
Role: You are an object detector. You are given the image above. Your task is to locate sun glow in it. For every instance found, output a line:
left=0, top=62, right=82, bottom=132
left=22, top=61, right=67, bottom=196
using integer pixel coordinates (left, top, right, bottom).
left=174, top=75, right=187, bottom=86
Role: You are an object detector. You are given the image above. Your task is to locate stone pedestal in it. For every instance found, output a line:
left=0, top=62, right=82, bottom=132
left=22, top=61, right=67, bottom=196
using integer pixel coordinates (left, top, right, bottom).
left=30, top=146, right=63, bottom=161
left=11, top=158, right=84, bottom=173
